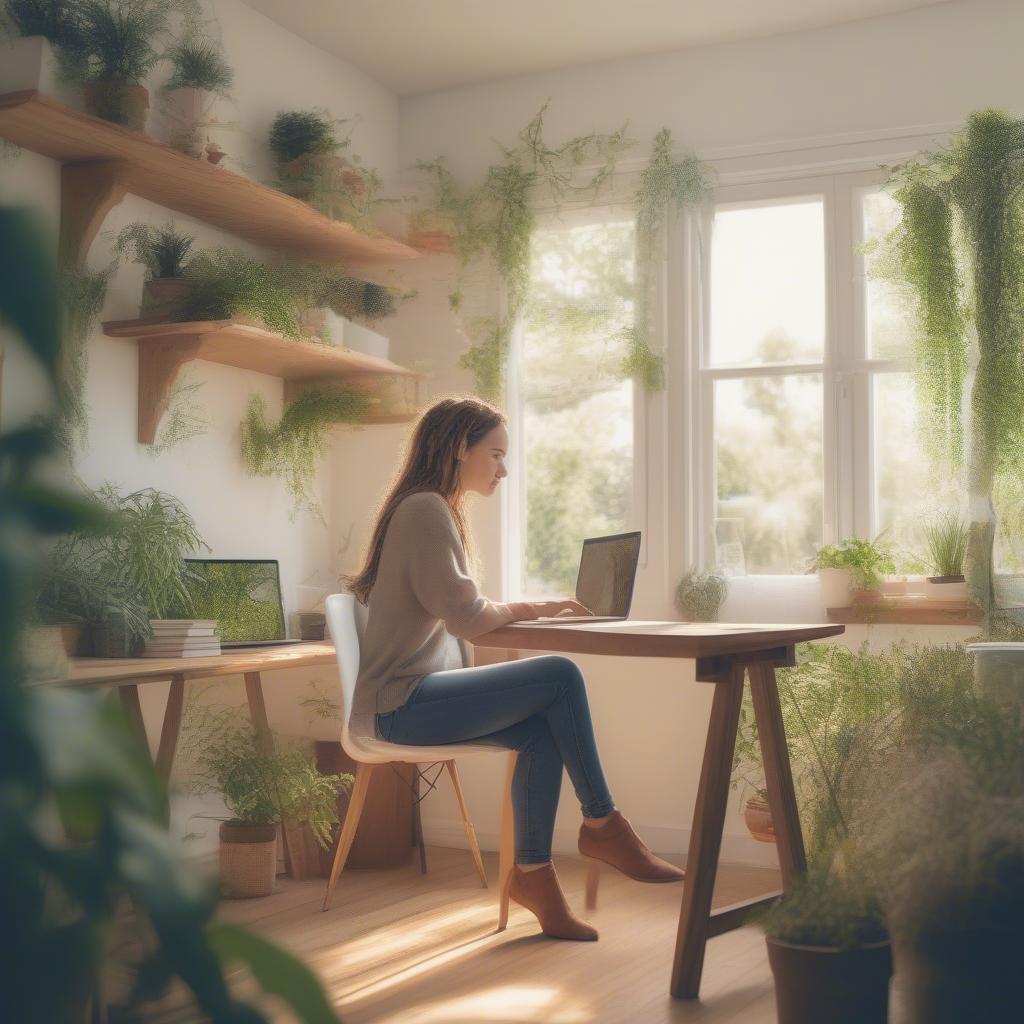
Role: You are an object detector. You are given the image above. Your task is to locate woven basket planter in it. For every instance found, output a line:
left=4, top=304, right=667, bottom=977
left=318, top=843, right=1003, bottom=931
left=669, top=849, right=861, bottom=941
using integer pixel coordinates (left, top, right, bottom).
left=219, top=821, right=277, bottom=899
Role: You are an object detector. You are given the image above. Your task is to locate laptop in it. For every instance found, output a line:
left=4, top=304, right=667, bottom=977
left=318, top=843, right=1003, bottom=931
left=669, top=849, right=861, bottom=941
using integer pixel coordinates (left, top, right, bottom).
left=530, top=531, right=641, bottom=624
left=181, top=558, right=305, bottom=649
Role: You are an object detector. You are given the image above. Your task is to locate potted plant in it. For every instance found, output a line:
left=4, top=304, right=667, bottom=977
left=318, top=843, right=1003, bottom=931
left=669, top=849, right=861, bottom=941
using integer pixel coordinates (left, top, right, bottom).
left=74, top=0, right=197, bottom=130
left=187, top=719, right=352, bottom=899
left=35, top=483, right=207, bottom=656
left=0, top=0, right=88, bottom=104
left=160, top=33, right=232, bottom=158
left=115, top=220, right=195, bottom=316
left=674, top=568, right=728, bottom=622
left=813, top=538, right=895, bottom=607
left=921, top=513, right=969, bottom=601
left=764, top=867, right=891, bottom=1024
left=269, top=108, right=348, bottom=199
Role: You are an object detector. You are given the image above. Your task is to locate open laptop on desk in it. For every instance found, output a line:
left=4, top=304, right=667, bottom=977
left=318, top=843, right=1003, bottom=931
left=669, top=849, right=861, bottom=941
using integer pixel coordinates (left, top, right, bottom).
left=182, top=558, right=306, bottom=649
left=530, top=531, right=641, bottom=624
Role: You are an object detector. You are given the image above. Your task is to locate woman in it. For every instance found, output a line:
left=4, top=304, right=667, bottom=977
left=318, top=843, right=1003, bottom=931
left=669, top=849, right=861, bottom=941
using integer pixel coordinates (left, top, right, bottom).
left=348, top=397, right=684, bottom=941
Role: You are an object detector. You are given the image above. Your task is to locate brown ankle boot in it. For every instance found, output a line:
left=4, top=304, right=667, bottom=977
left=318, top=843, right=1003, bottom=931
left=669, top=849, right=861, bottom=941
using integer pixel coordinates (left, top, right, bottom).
left=507, top=864, right=598, bottom=941
left=578, top=811, right=686, bottom=883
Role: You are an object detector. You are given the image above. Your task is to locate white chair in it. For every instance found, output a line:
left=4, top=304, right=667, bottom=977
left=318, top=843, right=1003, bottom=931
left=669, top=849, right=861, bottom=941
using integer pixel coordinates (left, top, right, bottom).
left=322, top=592, right=519, bottom=928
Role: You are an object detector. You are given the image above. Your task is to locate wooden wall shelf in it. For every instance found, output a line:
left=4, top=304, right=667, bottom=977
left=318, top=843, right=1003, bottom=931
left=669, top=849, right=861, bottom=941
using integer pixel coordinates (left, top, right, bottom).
left=0, top=90, right=422, bottom=269
left=827, top=598, right=983, bottom=626
left=103, top=319, right=418, bottom=443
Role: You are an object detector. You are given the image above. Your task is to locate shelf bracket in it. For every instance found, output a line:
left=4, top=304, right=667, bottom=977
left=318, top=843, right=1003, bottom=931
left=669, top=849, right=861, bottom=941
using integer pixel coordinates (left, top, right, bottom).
left=59, top=161, right=126, bottom=269
left=138, top=336, right=202, bottom=445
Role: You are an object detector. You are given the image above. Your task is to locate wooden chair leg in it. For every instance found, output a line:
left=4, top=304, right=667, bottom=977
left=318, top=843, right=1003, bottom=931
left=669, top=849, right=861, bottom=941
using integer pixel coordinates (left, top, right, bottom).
left=445, top=760, right=488, bottom=888
left=670, top=663, right=746, bottom=999
left=497, top=751, right=517, bottom=931
left=748, top=660, right=807, bottom=889
left=412, top=766, right=428, bottom=874
left=585, top=859, right=601, bottom=911
left=322, top=763, right=375, bottom=912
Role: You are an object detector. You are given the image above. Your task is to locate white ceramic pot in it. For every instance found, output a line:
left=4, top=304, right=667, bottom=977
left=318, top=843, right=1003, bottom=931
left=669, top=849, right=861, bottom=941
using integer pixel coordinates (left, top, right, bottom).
left=162, top=87, right=221, bottom=157
left=0, top=36, right=81, bottom=108
left=818, top=568, right=854, bottom=609
left=923, top=576, right=968, bottom=601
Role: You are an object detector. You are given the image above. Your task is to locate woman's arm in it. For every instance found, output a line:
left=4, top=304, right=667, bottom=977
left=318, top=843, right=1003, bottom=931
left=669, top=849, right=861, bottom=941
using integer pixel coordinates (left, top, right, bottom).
left=504, top=599, right=592, bottom=621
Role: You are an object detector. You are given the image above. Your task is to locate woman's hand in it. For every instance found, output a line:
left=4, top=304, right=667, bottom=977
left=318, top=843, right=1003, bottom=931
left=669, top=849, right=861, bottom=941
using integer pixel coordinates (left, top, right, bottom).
left=529, top=599, right=593, bottom=618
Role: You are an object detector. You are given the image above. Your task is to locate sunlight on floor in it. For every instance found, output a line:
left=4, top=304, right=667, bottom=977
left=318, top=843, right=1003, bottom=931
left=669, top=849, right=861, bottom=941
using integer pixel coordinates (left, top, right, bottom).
left=370, top=984, right=593, bottom=1024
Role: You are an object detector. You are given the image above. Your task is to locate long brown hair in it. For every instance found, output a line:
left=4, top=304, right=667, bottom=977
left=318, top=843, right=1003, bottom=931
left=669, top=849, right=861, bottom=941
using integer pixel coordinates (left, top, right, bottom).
left=346, top=396, right=505, bottom=603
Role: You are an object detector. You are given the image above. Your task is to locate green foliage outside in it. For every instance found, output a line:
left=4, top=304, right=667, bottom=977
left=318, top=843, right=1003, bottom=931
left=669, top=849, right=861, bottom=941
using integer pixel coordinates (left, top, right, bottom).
left=0, top=205, right=341, bottom=1023
left=35, top=483, right=208, bottom=647
left=874, top=110, right=1024, bottom=622
left=241, top=387, right=371, bottom=518
left=813, top=537, right=896, bottom=591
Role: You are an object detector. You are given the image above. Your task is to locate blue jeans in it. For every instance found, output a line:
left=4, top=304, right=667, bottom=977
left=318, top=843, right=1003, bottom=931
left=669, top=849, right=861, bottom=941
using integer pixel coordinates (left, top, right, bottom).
left=375, top=655, right=616, bottom=863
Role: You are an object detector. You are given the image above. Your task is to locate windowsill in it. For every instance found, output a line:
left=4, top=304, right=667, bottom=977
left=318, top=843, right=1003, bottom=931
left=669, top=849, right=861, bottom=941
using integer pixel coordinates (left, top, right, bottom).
left=826, top=598, right=983, bottom=626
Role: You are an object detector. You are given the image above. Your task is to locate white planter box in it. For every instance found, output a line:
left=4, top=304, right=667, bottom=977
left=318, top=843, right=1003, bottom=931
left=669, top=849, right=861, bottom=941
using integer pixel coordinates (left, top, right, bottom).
left=923, top=578, right=969, bottom=601
left=342, top=318, right=389, bottom=360
left=818, top=567, right=854, bottom=608
left=0, top=36, right=81, bottom=109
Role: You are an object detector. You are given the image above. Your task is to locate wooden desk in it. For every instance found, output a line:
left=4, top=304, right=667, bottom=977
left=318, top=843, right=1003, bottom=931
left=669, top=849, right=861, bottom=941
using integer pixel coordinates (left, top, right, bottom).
left=40, top=643, right=338, bottom=875
left=472, top=619, right=845, bottom=1000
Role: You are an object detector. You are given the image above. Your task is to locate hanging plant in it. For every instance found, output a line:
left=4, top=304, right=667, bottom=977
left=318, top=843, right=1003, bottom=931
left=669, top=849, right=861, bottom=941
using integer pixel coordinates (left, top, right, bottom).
left=875, top=110, right=1024, bottom=623
left=415, top=102, right=630, bottom=400
left=240, top=387, right=372, bottom=516
left=629, top=128, right=712, bottom=390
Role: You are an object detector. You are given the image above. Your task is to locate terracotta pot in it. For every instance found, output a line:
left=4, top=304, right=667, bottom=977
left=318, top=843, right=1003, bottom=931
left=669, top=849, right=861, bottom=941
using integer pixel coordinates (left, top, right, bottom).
left=140, top=277, right=193, bottom=318
left=84, top=79, right=149, bottom=131
left=341, top=168, right=367, bottom=195
left=767, top=937, right=892, bottom=1024
left=59, top=622, right=87, bottom=657
left=278, top=153, right=346, bottom=197
left=219, top=820, right=277, bottom=898
left=853, top=588, right=883, bottom=605
left=744, top=796, right=776, bottom=844
left=21, top=625, right=70, bottom=681
left=893, top=930, right=1020, bottom=1023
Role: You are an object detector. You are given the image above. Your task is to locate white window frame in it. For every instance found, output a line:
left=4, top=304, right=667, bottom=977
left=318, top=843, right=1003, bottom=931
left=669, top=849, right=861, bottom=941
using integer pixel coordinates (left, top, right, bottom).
left=690, top=167, right=909, bottom=575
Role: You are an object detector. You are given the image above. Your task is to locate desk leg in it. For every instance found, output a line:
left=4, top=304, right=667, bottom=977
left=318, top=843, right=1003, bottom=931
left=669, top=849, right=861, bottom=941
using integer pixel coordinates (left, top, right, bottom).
left=670, top=663, right=745, bottom=999
left=748, top=660, right=806, bottom=888
left=118, top=684, right=147, bottom=750
left=155, top=675, right=185, bottom=781
left=243, top=671, right=306, bottom=880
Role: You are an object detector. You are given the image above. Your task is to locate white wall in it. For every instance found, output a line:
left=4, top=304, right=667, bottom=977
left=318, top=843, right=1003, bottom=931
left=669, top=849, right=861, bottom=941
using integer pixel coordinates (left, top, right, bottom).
left=1, top=0, right=400, bottom=858
left=387, top=0, right=1014, bottom=864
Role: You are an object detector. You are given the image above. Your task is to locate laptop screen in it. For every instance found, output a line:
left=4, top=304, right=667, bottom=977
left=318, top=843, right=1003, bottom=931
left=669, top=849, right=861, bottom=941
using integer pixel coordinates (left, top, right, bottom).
left=180, top=559, right=286, bottom=642
left=574, top=532, right=641, bottom=617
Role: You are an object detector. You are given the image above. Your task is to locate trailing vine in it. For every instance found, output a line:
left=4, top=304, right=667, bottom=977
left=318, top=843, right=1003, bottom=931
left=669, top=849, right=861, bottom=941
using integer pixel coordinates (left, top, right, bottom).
left=629, top=128, right=712, bottom=389
left=240, top=387, right=371, bottom=517
left=876, top=109, right=1024, bottom=621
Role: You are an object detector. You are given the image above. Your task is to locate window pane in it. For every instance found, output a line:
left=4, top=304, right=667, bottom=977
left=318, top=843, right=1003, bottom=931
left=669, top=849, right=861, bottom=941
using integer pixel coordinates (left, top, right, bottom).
left=520, top=218, right=634, bottom=596
left=714, top=374, right=823, bottom=574
left=862, top=189, right=915, bottom=360
left=709, top=199, right=825, bottom=367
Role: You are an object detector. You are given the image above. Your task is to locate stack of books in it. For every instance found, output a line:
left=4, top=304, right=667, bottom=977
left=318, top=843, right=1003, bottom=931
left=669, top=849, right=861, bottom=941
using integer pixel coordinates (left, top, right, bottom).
left=143, top=620, right=221, bottom=658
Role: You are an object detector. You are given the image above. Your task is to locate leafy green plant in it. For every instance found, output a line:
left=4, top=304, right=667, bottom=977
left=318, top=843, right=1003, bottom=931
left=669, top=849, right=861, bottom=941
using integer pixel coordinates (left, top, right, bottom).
left=269, top=108, right=345, bottom=164
left=175, top=247, right=302, bottom=337
left=674, top=568, right=727, bottom=622
left=874, top=110, right=1024, bottom=621
left=416, top=103, right=630, bottom=400
left=163, top=32, right=231, bottom=93
left=629, top=128, right=711, bottom=389
left=0, top=205, right=340, bottom=1023
left=241, top=387, right=371, bottom=515
left=813, top=537, right=895, bottom=591
left=923, top=512, right=968, bottom=577
left=763, top=865, right=887, bottom=950
left=35, top=483, right=207, bottom=646
left=115, top=220, right=194, bottom=278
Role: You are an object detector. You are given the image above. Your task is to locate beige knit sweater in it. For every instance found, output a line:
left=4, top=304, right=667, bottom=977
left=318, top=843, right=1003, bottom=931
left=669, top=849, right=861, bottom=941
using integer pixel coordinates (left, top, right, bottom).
left=351, top=491, right=531, bottom=737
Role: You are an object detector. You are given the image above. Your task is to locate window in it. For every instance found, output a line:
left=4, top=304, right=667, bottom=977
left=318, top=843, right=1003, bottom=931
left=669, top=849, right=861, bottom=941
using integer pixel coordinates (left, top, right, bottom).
left=511, top=211, right=636, bottom=596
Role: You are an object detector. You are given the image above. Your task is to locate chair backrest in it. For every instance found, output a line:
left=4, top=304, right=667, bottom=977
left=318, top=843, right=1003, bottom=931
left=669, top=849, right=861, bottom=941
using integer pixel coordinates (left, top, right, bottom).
left=325, top=592, right=365, bottom=752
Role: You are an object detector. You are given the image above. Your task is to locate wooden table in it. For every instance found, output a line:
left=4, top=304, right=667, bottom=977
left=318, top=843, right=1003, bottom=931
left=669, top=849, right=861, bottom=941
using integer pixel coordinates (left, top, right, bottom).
left=472, top=619, right=844, bottom=1000
left=40, top=643, right=339, bottom=874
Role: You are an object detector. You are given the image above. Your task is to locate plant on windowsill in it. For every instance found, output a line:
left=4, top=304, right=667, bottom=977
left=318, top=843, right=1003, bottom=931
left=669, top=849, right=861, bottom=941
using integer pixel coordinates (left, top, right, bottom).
left=921, top=512, right=969, bottom=602
left=161, top=32, right=233, bottom=158
left=0, top=0, right=90, bottom=99
left=813, top=537, right=895, bottom=608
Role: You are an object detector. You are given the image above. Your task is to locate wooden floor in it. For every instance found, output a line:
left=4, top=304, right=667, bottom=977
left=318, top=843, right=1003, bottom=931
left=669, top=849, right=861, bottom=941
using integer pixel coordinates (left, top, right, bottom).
left=143, top=847, right=782, bottom=1024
